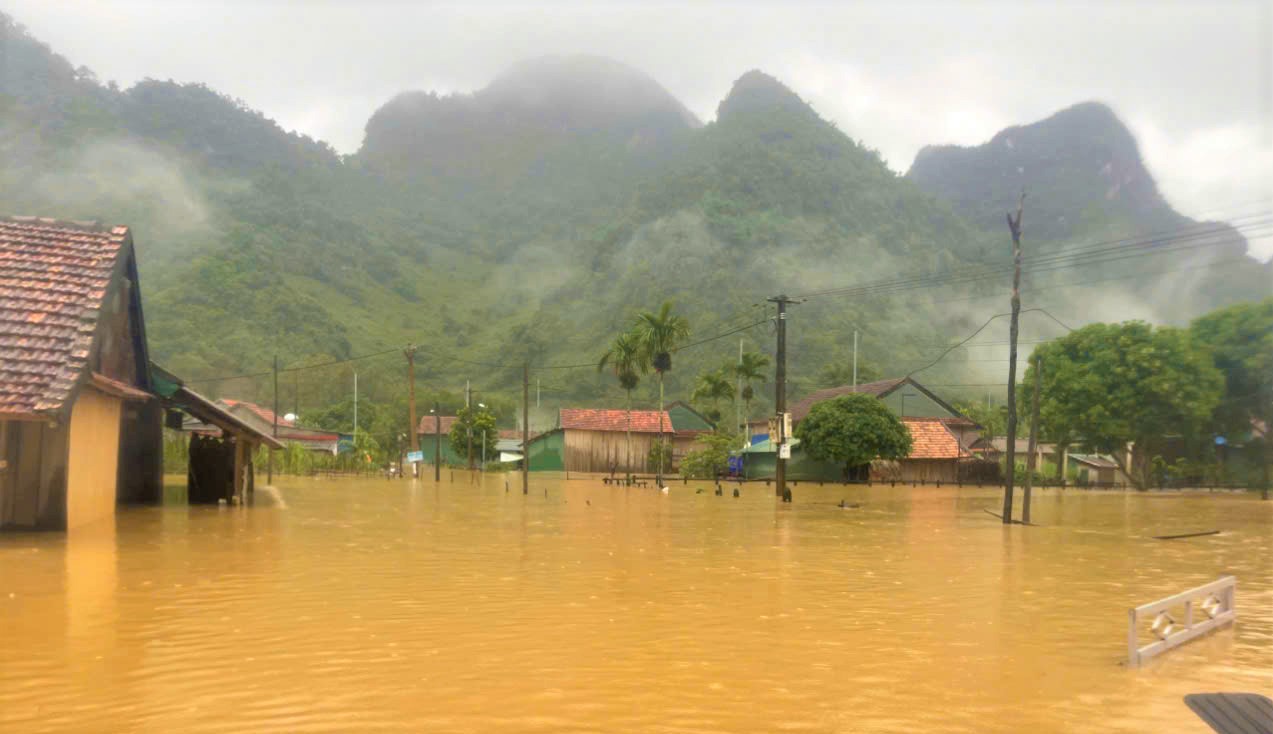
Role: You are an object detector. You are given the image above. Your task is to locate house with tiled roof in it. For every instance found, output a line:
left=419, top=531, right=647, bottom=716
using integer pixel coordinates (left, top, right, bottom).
left=0, top=218, right=285, bottom=529
left=740, top=416, right=971, bottom=483
left=525, top=407, right=695, bottom=474
left=787, top=376, right=982, bottom=450
left=0, top=217, right=163, bottom=529
left=214, top=399, right=341, bottom=454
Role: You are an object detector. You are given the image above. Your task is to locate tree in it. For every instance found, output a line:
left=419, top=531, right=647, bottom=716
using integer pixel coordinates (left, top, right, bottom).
left=734, top=351, right=770, bottom=431
left=795, top=393, right=912, bottom=477
left=680, top=432, right=737, bottom=478
left=815, top=359, right=880, bottom=389
left=1021, top=321, right=1223, bottom=488
left=692, top=367, right=734, bottom=424
left=449, top=405, right=497, bottom=464
left=952, top=399, right=1006, bottom=440
left=598, top=330, right=646, bottom=474
left=633, top=301, right=690, bottom=478
left=1190, top=298, right=1273, bottom=497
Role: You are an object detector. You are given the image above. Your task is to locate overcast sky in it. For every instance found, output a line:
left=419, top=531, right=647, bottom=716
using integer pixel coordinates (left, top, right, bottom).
left=8, top=0, right=1273, bottom=257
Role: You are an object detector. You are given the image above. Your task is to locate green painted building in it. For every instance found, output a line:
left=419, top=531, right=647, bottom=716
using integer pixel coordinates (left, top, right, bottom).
left=415, top=415, right=467, bottom=466
left=524, top=429, right=566, bottom=471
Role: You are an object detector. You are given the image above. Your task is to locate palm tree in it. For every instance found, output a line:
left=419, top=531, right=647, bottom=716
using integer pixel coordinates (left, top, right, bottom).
left=598, top=330, right=646, bottom=476
left=734, top=351, right=770, bottom=434
left=692, top=368, right=734, bottom=425
left=633, top=301, right=690, bottom=480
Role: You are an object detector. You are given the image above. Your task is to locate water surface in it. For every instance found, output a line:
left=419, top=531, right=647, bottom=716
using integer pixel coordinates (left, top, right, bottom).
left=2, top=475, right=1270, bottom=732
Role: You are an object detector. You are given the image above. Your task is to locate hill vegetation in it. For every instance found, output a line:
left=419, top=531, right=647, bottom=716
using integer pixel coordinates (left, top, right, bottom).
left=2, top=11, right=1268, bottom=448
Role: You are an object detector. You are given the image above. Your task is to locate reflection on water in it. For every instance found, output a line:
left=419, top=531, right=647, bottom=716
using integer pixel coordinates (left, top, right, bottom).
left=1, top=476, right=1270, bottom=733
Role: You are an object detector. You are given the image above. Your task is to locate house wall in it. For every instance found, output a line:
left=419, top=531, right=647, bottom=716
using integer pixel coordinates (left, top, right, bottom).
left=66, top=388, right=122, bottom=530
left=890, top=459, right=960, bottom=483
left=564, top=429, right=658, bottom=473
left=0, top=418, right=70, bottom=529
left=527, top=431, right=566, bottom=472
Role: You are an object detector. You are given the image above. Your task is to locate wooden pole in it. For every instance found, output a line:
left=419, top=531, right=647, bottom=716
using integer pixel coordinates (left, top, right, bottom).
left=1023, top=355, right=1042, bottom=524
left=466, top=379, right=473, bottom=471
left=769, top=295, right=792, bottom=502
left=269, top=354, right=277, bottom=484
left=434, top=401, right=441, bottom=482
left=523, top=363, right=530, bottom=494
left=405, top=345, right=418, bottom=477
left=1003, top=191, right=1025, bottom=524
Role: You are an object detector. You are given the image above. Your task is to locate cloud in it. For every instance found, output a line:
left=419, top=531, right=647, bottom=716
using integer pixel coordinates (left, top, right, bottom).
left=5, top=0, right=1270, bottom=258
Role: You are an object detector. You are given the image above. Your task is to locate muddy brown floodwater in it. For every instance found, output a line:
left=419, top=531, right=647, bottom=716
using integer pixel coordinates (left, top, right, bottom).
left=1, top=474, right=1271, bottom=733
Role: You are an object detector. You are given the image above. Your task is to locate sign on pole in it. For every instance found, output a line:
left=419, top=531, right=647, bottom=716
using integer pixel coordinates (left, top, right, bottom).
left=407, top=450, right=424, bottom=464
left=778, top=443, right=791, bottom=460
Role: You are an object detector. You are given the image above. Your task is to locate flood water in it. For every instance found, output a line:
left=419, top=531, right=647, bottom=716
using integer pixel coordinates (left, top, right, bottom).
left=1, top=475, right=1271, bottom=733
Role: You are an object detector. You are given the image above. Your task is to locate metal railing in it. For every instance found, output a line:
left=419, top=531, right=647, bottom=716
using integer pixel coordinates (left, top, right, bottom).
left=1128, top=576, right=1236, bottom=667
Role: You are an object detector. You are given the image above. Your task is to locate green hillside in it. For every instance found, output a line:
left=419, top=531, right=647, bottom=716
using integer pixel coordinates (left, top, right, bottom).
left=2, top=11, right=1268, bottom=437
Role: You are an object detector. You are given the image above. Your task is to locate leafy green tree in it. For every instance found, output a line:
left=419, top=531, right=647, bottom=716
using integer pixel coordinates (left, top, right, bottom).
left=1190, top=298, right=1273, bottom=497
left=795, top=393, right=912, bottom=476
left=598, top=330, right=646, bottom=473
left=953, top=399, right=1007, bottom=439
left=1022, top=321, right=1223, bottom=487
left=734, top=351, right=770, bottom=431
left=692, top=367, right=734, bottom=424
left=449, top=405, right=497, bottom=466
left=633, top=301, right=690, bottom=477
left=680, top=432, right=738, bottom=478
left=647, top=440, right=673, bottom=474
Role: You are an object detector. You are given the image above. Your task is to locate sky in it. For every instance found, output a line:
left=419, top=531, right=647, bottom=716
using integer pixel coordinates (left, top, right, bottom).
left=8, top=0, right=1273, bottom=257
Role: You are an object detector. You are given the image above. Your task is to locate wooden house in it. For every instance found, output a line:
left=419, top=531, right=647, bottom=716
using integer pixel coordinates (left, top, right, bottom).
left=525, top=408, right=689, bottom=474
left=0, top=218, right=164, bottom=530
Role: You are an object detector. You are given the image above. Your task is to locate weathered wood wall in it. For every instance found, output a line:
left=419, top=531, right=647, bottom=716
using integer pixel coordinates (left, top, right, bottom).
left=562, top=429, right=698, bottom=473
left=0, top=418, right=69, bottom=529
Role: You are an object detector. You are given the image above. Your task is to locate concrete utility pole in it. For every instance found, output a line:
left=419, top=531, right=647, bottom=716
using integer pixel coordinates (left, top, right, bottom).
left=737, top=338, right=744, bottom=436
left=269, top=354, right=278, bottom=484
left=405, top=345, right=419, bottom=477
left=1003, top=191, right=1026, bottom=524
left=852, top=329, right=859, bottom=389
left=434, top=401, right=441, bottom=482
left=1023, top=355, right=1042, bottom=524
left=465, top=379, right=473, bottom=471
left=769, top=295, right=793, bottom=503
left=523, top=363, right=530, bottom=494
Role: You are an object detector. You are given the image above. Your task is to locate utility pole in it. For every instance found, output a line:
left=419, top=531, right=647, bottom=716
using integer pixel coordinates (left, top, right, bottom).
left=737, top=338, right=744, bottom=436
left=852, top=329, right=858, bottom=389
left=269, top=354, right=278, bottom=484
left=536, top=378, right=540, bottom=409
left=405, top=344, right=419, bottom=478
left=1003, top=191, right=1025, bottom=524
left=465, top=379, right=473, bottom=471
left=353, top=371, right=358, bottom=442
left=523, top=363, right=530, bottom=494
left=1023, top=355, right=1042, bottom=524
left=769, top=295, right=792, bottom=503
left=434, top=401, right=441, bottom=482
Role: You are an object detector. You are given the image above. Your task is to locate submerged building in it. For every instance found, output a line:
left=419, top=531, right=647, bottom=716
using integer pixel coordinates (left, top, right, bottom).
left=0, top=218, right=162, bottom=529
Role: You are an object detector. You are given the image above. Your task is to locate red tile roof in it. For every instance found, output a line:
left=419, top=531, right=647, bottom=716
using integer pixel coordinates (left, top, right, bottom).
left=903, top=417, right=969, bottom=460
left=417, top=415, right=458, bottom=435
left=559, top=408, right=673, bottom=433
left=0, top=217, right=131, bottom=419
left=790, top=378, right=906, bottom=423
left=220, top=398, right=294, bottom=427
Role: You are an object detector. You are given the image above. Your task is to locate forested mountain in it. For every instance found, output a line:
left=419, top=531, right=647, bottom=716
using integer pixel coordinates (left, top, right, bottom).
left=2, top=11, right=1268, bottom=427
left=907, top=102, right=1271, bottom=319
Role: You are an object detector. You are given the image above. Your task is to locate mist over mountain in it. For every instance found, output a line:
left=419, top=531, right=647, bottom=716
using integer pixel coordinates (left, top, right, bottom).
left=907, top=101, right=1270, bottom=319
left=2, top=11, right=1268, bottom=414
